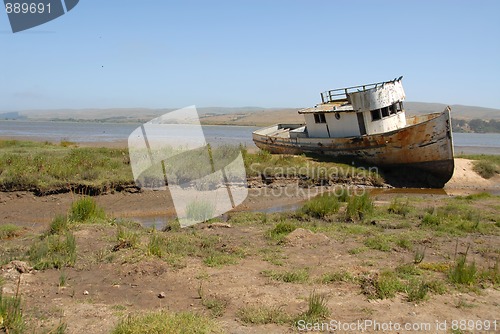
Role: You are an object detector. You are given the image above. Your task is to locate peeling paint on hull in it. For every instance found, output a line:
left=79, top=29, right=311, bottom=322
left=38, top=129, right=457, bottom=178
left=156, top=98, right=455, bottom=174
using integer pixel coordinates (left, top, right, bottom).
left=252, top=108, right=454, bottom=188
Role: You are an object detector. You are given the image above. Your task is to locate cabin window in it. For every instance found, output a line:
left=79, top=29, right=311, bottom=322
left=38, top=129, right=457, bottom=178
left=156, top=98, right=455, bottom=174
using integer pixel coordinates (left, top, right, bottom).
left=371, top=109, right=381, bottom=121
left=314, top=113, right=326, bottom=123
left=390, top=104, right=397, bottom=115
left=381, top=107, right=389, bottom=118
left=397, top=102, right=403, bottom=112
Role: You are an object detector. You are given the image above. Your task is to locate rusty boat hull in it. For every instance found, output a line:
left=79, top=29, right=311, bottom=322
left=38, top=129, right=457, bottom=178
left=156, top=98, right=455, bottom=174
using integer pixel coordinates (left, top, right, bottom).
left=252, top=107, right=454, bottom=188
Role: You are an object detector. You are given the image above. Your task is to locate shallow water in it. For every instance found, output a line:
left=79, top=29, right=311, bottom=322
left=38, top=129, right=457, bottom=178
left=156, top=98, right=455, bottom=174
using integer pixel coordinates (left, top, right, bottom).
left=1, top=120, right=499, bottom=153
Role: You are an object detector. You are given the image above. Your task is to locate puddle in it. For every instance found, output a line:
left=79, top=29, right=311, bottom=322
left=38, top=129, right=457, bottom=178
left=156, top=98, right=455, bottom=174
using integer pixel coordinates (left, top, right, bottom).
left=253, top=203, right=302, bottom=214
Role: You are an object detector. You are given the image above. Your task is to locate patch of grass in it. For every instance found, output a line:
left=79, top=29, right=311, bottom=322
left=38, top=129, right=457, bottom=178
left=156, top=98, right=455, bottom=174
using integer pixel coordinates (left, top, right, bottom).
left=267, top=221, right=297, bottom=242
left=237, top=305, right=292, bottom=325
left=449, top=254, right=477, bottom=285
left=364, top=235, right=392, bottom=252
left=203, top=253, right=240, bottom=267
left=48, top=215, right=70, bottom=235
left=69, top=197, right=105, bottom=222
left=260, top=248, right=287, bottom=266
left=348, top=246, right=368, bottom=255
left=388, top=197, right=411, bottom=217
left=297, top=291, right=329, bottom=323
left=49, top=321, right=68, bottom=334
left=345, top=193, right=373, bottom=221
left=262, top=268, right=309, bottom=283
left=472, top=160, right=499, bottom=179
left=418, top=262, right=450, bottom=272
left=0, top=293, right=25, bottom=334
left=395, top=236, right=413, bottom=250
left=200, top=293, right=228, bottom=318
left=425, top=279, right=447, bottom=294
left=0, top=140, right=133, bottom=194
left=300, top=193, right=340, bottom=219
left=376, top=272, right=405, bottom=299
left=478, top=260, right=500, bottom=286
left=146, top=231, right=243, bottom=268
left=362, top=271, right=405, bottom=299
left=0, top=224, right=22, bottom=239
left=111, top=311, right=223, bottom=334
left=59, top=270, right=67, bottom=287
left=197, top=283, right=227, bottom=317
left=421, top=212, right=440, bottom=226
left=320, top=270, right=355, bottom=284
left=406, top=279, right=429, bottom=302
left=147, top=230, right=164, bottom=257
left=115, top=226, right=140, bottom=250
left=395, top=264, right=422, bottom=278
left=420, top=202, right=495, bottom=235
left=28, top=232, right=77, bottom=270
left=186, top=200, right=215, bottom=223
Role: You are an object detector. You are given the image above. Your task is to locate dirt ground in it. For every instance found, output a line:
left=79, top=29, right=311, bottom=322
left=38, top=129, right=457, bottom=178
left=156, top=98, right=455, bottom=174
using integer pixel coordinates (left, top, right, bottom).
left=1, top=158, right=499, bottom=333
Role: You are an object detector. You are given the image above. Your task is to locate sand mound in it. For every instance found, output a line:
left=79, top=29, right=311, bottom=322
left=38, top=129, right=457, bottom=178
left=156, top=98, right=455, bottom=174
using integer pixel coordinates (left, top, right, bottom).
left=283, top=228, right=330, bottom=247
left=445, top=158, right=499, bottom=190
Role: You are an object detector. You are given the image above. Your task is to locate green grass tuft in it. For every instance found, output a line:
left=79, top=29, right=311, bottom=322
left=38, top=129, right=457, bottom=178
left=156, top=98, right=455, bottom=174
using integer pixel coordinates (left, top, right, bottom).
left=345, top=193, right=373, bottom=221
left=0, top=293, right=25, bottom=334
left=388, top=197, right=411, bottom=217
left=297, top=291, right=330, bottom=323
left=237, top=305, right=292, bottom=325
left=267, top=221, right=297, bottom=242
left=0, top=224, right=22, bottom=240
left=69, top=197, right=105, bottom=222
left=262, top=268, right=309, bottom=283
left=300, top=193, right=340, bottom=219
left=28, top=232, right=77, bottom=270
left=111, top=311, right=223, bottom=334
left=449, top=255, right=477, bottom=285
left=186, top=200, right=215, bottom=222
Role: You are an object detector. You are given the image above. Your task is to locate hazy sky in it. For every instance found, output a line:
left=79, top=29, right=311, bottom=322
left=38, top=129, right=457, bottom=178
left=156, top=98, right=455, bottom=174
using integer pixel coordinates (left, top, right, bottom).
left=1, top=0, right=499, bottom=111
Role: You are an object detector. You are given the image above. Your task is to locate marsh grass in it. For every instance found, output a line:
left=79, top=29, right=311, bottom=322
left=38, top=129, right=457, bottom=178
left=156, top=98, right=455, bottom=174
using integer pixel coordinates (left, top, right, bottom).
left=186, top=200, right=215, bottom=223
left=48, top=215, right=70, bottom=235
left=146, top=231, right=243, bottom=268
left=0, top=224, right=22, bottom=239
left=345, top=193, right=373, bottom=221
left=111, top=311, right=223, bottom=334
left=449, top=254, right=477, bottom=285
left=115, top=226, right=140, bottom=250
left=406, top=279, right=429, bottom=302
left=0, top=140, right=133, bottom=193
left=420, top=202, right=495, bottom=235
left=0, top=292, right=25, bottom=334
left=28, top=232, right=77, bottom=270
left=237, top=305, right=292, bottom=325
left=320, top=270, right=355, bottom=284
left=262, top=268, right=309, bottom=283
left=388, top=197, right=411, bottom=217
left=267, top=221, right=297, bottom=242
left=69, top=197, right=106, bottom=222
left=364, top=235, right=393, bottom=252
left=472, top=160, right=499, bottom=179
left=297, top=291, right=330, bottom=323
left=300, top=193, right=340, bottom=219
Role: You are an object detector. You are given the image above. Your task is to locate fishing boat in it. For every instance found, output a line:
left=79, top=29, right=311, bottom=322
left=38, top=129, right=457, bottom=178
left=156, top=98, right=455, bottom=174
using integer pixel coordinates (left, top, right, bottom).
left=252, top=77, right=454, bottom=188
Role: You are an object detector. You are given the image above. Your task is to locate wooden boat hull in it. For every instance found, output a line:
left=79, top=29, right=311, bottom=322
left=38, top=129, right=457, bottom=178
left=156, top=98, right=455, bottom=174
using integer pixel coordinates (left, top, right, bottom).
left=252, top=108, right=454, bottom=188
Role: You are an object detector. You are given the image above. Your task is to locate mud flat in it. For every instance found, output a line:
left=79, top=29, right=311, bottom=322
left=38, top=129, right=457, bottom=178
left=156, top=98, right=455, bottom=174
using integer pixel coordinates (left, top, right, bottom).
left=0, top=142, right=499, bottom=333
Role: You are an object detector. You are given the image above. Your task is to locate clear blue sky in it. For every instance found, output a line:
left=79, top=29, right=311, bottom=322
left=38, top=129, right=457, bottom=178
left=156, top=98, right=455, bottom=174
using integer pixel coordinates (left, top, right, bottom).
left=1, top=0, right=499, bottom=111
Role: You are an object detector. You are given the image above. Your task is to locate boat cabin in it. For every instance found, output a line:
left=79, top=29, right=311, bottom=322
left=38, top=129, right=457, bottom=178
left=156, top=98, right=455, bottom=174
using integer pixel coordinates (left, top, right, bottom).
left=298, top=77, right=406, bottom=138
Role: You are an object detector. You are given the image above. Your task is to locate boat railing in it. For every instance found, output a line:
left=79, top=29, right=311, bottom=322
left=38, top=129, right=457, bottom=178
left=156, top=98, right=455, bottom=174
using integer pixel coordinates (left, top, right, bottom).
left=320, top=77, right=402, bottom=104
